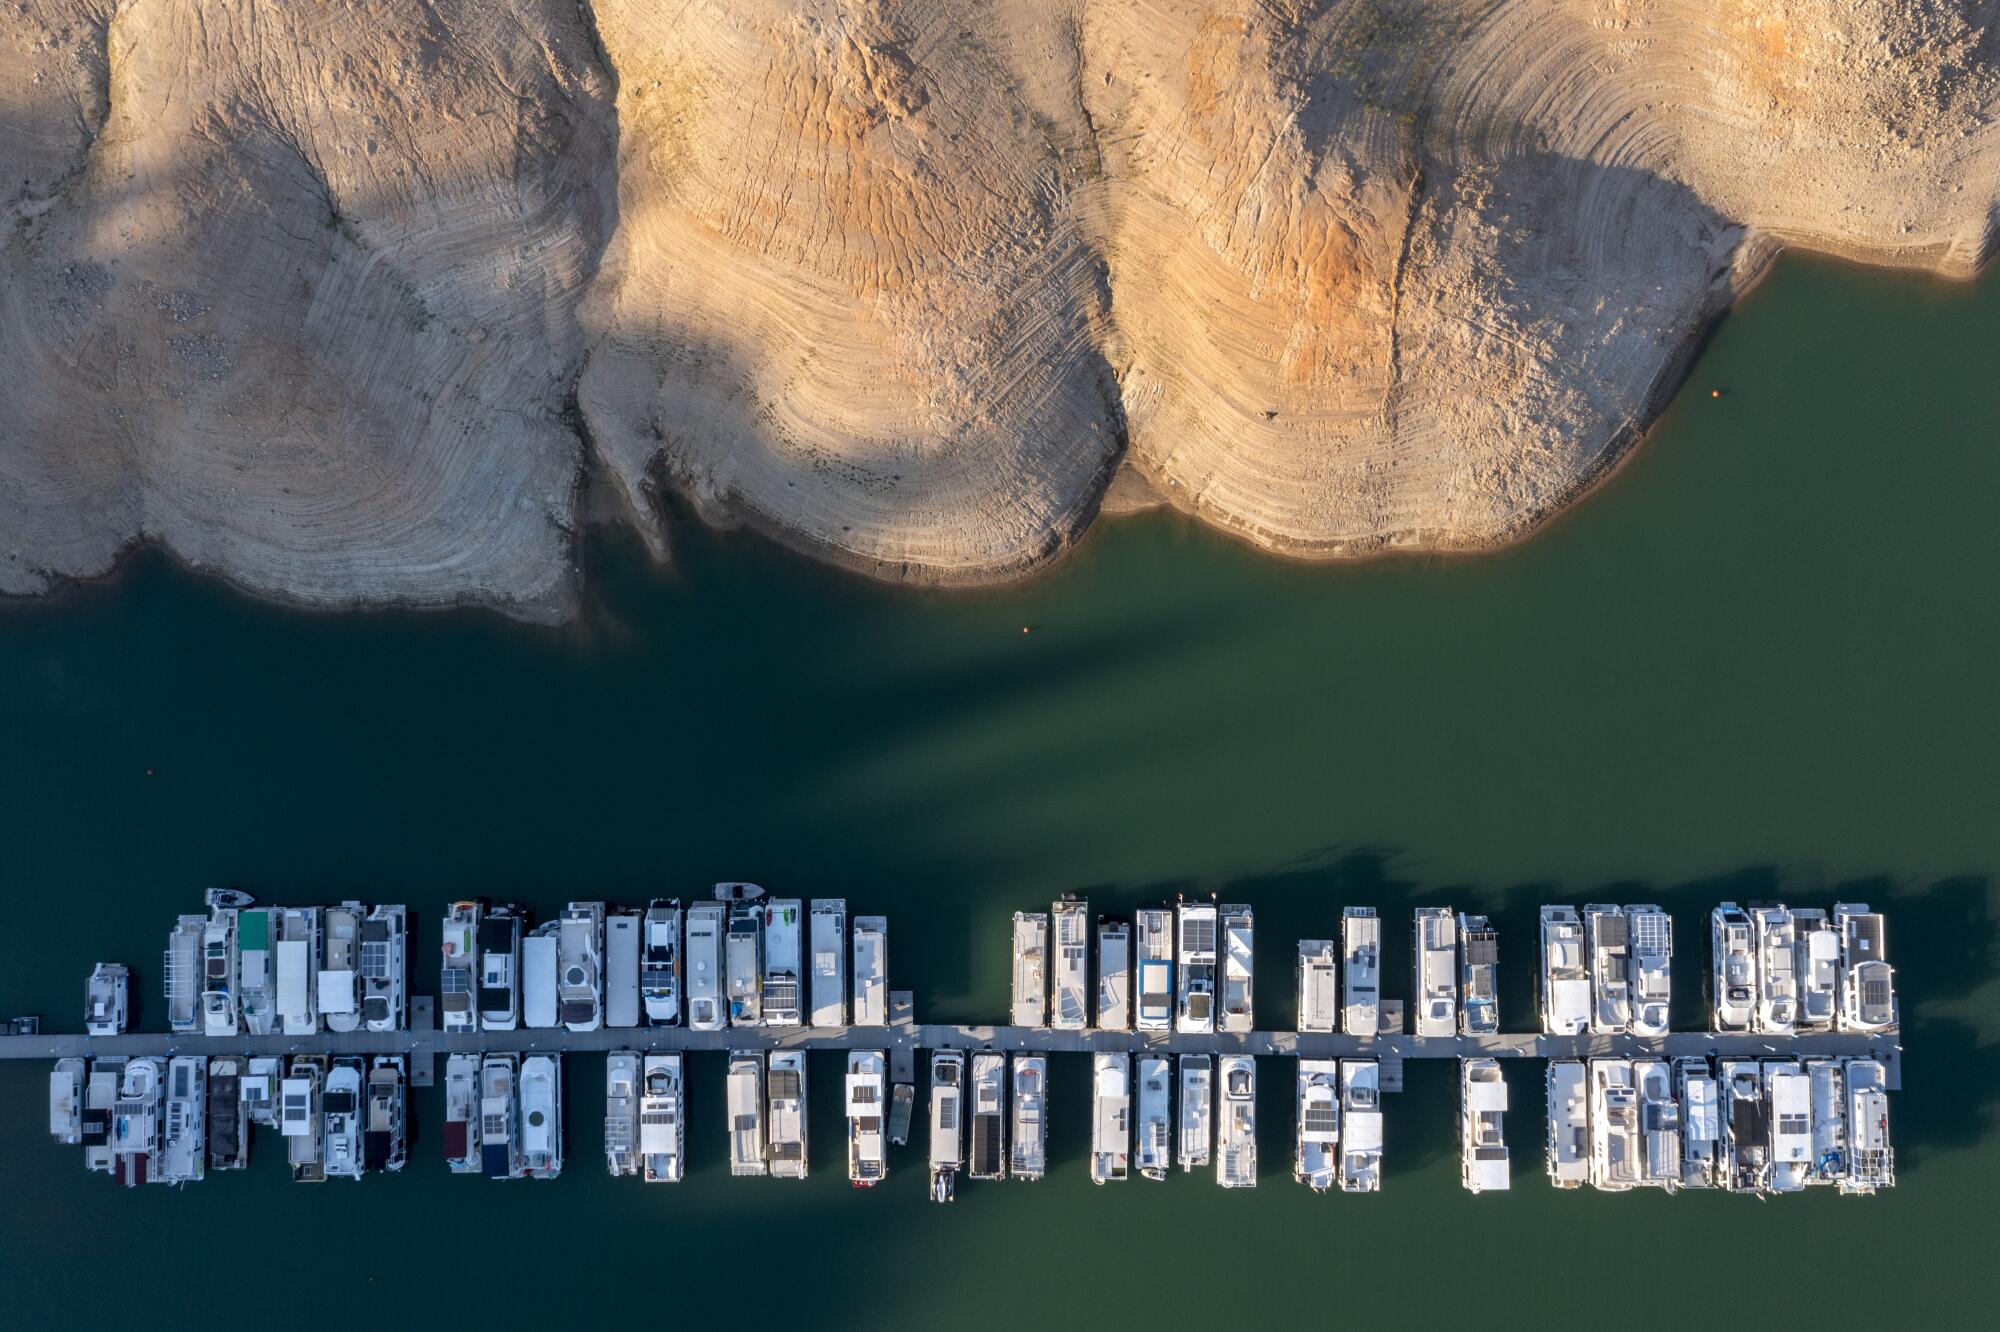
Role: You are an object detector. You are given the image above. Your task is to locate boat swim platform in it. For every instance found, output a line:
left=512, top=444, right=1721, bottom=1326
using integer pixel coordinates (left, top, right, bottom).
left=0, top=1021, right=1901, bottom=1090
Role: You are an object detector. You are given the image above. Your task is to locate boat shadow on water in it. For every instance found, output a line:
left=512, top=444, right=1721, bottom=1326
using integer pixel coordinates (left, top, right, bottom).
left=1066, top=852, right=1994, bottom=1184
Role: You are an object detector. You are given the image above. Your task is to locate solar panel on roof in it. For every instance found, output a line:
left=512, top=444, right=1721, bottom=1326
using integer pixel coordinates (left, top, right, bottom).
left=1463, top=936, right=1499, bottom=965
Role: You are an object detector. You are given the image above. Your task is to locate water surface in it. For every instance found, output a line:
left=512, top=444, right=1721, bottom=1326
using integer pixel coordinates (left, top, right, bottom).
left=1, top=256, right=1996, bottom=1328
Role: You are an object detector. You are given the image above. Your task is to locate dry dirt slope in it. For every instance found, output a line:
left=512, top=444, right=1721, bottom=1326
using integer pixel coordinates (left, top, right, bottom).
left=3, top=0, right=1997, bottom=616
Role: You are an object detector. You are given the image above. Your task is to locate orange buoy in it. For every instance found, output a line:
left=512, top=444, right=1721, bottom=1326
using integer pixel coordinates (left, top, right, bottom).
left=1710, top=389, right=1721, bottom=398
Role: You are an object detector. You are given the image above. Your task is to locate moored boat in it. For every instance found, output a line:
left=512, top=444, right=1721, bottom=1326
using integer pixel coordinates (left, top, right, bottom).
left=1806, top=1058, right=1847, bottom=1185
left=1135, top=1056, right=1170, bottom=1181
left=361, top=905, right=406, bottom=1033
left=1297, top=939, right=1338, bottom=1033
left=1538, top=906, right=1590, bottom=1036
left=641, top=1054, right=686, bottom=1183
left=1215, top=1054, right=1256, bottom=1189
left=852, top=916, right=888, bottom=1026
left=558, top=901, right=606, bottom=1033
left=49, top=1057, right=84, bottom=1145
left=726, top=1051, right=767, bottom=1177
left=1295, top=1058, right=1340, bottom=1192
left=364, top=1058, right=407, bottom=1173
left=969, top=1051, right=1008, bottom=1181
left=1176, top=896, right=1218, bottom=1035
left=477, top=903, right=523, bottom=1031
left=1413, top=907, right=1457, bottom=1037
left=164, top=914, right=203, bottom=1034
left=1673, top=1056, right=1720, bottom=1188
left=1764, top=1059, right=1810, bottom=1193
left=767, top=1049, right=808, bottom=1178
left=1096, top=917, right=1132, bottom=1031
left=281, top=912, right=328, bottom=1037
left=323, top=1056, right=365, bottom=1179
left=522, top=921, right=559, bottom=1029
left=761, top=899, right=803, bottom=1027
left=605, top=908, right=642, bottom=1030
left=642, top=899, right=683, bottom=1026
left=1218, top=904, right=1253, bottom=1033
left=1339, top=1060, right=1383, bottom=1193
left=201, top=908, right=239, bottom=1037
left=1634, top=1058, right=1680, bottom=1190
left=84, top=1058, right=125, bottom=1174
left=847, top=1050, right=888, bottom=1186
left=1091, top=1052, right=1130, bottom=1184
left=686, top=902, right=726, bottom=1031
left=1794, top=909, right=1839, bottom=1032
left=113, top=1057, right=165, bottom=1187
left=439, top=901, right=478, bottom=1033
left=1341, top=907, right=1380, bottom=1036
left=1752, top=905, right=1798, bottom=1034
left=86, top=962, right=130, bottom=1037
left=929, top=1050, right=964, bottom=1202
left=1011, top=911, right=1049, bottom=1027
left=206, top=1056, right=246, bottom=1170
left=1584, top=905, right=1630, bottom=1035
left=1457, top=913, right=1499, bottom=1035
left=319, top=903, right=362, bottom=1035
left=1710, top=904, right=1757, bottom=1033
left=1718, top=1058, right=1768, bottom=1195
left=1628, top=905, right=1673, bottom=1037
left=1052, top=896, right=1090, bottom=1031
left=1843, top=1058, right=1894, bottom=1193
left=1135, top=907, right=1174, bottom=1031
left=726, top=900, right=763, bottom=1027
left=282, top=1056, right=325, bottom=1183
left=1834, top=902, right=1897, bottom=1033
left=1545, top=1060, right=1588, bottom=1189
left=237, top=909, right=276, bottom=1035
left=605, top=1051, right=640, bottom=1178
left=1460, top=1058, right=1509, bottom=1193
left=160, top=1054, right=206, bottom=1185
left=478, top=1053, right=521, bottom=1180
left=809, top=899, right=846, bottom=1026
left=242, top=1056, right=282, bottom=1128
left=519, top=1053, right=562, bottom=1179
left=1177, top=1054, right=1213, bottom=1173
left=443, top=1053, right=481, bottom=1174
left=1010, top=1054, right=1047, bottom=1181
left=1588, top=1058, right=1638, bottom=1192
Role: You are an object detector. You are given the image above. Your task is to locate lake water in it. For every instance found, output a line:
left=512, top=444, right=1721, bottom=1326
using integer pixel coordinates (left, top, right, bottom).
left=2, top=255, right=1996, bottom=1327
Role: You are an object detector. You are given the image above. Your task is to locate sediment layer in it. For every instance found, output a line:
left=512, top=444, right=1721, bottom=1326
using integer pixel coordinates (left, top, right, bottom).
left=3, top=1, right=1996, bottom=613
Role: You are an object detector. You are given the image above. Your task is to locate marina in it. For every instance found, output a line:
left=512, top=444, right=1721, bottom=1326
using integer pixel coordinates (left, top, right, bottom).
left=16, top=889, right=1902, bottom=1201
left=1, top=254, right=1989, bottom=1329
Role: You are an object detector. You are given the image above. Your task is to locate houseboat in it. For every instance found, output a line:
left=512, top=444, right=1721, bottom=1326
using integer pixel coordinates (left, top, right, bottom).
left=1341, top=907, right=1380, bottom=1036
left=1011, top=911, right=1049, bottom=1027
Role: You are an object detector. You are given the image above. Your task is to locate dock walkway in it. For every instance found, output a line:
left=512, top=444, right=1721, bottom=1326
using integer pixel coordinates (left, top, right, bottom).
left=0, top=1022, right=1901, bottom=1087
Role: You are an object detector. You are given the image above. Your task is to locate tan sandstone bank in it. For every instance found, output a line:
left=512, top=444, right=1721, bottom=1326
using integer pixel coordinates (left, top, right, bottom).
left=3, top=1, right=1997, bottom=616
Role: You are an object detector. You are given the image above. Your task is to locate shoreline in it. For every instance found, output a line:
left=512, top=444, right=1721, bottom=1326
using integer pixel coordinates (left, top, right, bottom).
left=1, top=241, right=1991, bottom=628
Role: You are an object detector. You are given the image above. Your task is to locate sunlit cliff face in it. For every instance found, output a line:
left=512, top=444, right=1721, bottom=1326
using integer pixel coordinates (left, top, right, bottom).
left=4, top=0, right=1997, bottom=616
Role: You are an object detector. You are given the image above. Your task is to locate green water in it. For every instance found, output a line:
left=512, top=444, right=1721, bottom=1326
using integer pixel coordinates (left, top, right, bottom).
left=2, top=254, right=1997, bottom=1327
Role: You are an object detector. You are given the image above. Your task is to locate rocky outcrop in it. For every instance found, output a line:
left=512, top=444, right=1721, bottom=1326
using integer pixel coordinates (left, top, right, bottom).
left=3, top=1, right=1997, bottom=614
left=0, top=0, right=611, bottom=615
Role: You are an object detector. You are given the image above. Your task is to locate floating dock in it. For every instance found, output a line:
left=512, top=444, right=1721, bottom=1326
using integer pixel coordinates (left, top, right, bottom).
left=20, top=892, right=1906, bottom=1198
